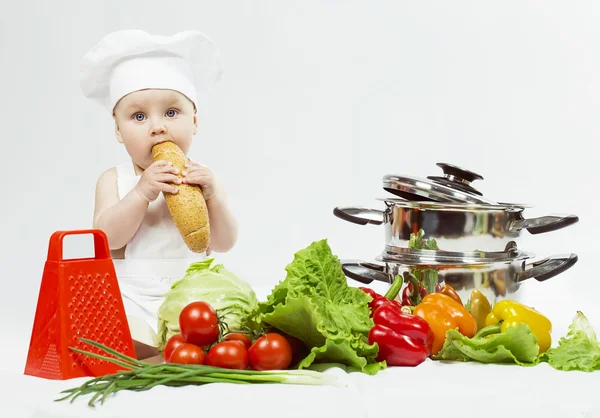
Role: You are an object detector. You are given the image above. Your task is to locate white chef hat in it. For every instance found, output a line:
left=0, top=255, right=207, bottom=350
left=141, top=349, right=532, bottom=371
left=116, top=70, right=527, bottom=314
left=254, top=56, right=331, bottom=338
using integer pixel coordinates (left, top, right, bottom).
left=80, top=29, right=223, bottom=112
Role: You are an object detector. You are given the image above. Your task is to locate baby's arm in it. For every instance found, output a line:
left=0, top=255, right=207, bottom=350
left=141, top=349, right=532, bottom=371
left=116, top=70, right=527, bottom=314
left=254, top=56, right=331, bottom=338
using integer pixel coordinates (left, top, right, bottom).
left=93, top=168, right=149, bottom=250
left=93, top=161, right=180, bottom=250
left=206, top=184, right=238, bottom=253
left=180, top=162, right=238, bottom=253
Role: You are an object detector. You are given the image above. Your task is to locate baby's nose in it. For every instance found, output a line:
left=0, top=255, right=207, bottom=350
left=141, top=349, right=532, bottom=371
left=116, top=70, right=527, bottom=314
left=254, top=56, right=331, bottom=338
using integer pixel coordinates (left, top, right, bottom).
left=149, top=121, right=167, bottom=135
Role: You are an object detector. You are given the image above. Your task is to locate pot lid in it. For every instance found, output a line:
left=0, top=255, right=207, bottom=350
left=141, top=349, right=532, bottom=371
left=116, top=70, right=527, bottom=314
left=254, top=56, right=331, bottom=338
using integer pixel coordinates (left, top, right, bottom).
left=377, top=241, right=536, bottom=265
left=375, top=197, right=530, bottom=211
left=383, top=162, right=527, bottom=207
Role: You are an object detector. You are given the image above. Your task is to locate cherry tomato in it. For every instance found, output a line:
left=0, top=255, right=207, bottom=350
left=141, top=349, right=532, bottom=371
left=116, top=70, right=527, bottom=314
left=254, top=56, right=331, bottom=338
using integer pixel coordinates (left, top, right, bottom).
left=163, top=333, right=187, bottom=362
left=169, top=343, right=206, bottom=365
left=223, top=333, right=253, bottom=350
left=248, top=333, right=292, bottom=371
left=179, top=301, right=219, bottom=347
left=206, top=341, right=249, bottom=370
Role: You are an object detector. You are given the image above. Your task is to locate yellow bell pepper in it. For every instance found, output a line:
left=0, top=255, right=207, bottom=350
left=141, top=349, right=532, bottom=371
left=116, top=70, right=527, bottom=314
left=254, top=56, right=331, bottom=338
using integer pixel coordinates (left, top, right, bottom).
left=469, top=289, right=491, bottom=332
left=485, top=300, right=552, bottom=353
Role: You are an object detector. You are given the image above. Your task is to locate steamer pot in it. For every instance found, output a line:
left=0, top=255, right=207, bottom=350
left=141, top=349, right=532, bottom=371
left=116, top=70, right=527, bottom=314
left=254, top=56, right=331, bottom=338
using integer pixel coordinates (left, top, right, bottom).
left=341, top=242, right=578, bottom=304
left=334, top=163, right=578, bottom=252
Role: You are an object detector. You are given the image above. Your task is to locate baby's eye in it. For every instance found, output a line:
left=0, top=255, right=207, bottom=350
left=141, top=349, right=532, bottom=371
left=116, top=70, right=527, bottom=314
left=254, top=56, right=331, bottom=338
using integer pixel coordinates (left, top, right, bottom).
left=133, top=113, right=146, bottom=121
left=166, top=109, right=178, bottom=118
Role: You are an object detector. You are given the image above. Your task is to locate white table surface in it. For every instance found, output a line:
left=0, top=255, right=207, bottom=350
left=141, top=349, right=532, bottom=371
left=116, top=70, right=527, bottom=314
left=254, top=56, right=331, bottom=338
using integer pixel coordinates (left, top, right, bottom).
left=3, top=359, right=599, bottom=418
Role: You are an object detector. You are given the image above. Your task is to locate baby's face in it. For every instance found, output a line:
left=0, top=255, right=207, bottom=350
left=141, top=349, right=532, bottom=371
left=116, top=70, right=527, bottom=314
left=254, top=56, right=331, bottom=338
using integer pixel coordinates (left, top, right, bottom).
left=113, top=89, right=197, bottom=169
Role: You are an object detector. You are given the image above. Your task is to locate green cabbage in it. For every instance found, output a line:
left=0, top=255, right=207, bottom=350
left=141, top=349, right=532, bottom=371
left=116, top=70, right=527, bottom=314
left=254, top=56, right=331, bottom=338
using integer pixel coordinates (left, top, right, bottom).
left=156, top=258, right=258, bottom=351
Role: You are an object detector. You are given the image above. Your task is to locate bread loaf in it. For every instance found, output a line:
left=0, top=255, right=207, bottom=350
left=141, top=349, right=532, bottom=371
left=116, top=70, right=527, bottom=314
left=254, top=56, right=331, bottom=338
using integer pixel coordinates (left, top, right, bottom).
left=151, top=141, right=210, bottom=253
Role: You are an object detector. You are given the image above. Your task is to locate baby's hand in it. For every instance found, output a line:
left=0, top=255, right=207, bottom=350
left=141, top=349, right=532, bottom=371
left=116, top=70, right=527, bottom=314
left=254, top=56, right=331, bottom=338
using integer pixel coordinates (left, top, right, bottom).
left=181, top=160, right=219, bottom=202
left=135, top=160, right=181, bottom=202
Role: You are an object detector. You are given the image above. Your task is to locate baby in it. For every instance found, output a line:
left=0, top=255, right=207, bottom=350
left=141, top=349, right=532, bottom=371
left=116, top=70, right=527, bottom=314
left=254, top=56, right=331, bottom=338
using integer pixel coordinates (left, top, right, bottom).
left=80, top=30, right=237, bottom=360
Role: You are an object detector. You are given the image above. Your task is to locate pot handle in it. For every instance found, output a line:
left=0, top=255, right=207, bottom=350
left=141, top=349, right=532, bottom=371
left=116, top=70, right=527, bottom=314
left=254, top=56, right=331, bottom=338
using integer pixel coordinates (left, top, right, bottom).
left=511, top=214, right=579, bottom=235
left=341, top=261, right=392, bottom=284
left=518, top=253, right=578, bottom=282
left=333, top=207, right=385, bottom=226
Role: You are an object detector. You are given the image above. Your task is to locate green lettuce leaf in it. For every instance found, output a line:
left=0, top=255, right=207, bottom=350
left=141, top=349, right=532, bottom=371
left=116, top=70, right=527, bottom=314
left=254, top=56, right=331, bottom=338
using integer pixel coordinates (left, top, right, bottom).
left=249, top=239, right=385, bottom=375
left=433, top=323, right=540, bottom=366
left=540, top=311, right=600, bottom=372
left=297, top=337, right=382, bottom=375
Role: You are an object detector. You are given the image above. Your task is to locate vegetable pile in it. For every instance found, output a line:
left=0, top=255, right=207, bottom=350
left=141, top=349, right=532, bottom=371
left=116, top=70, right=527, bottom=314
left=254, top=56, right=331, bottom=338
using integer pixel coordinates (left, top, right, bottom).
left=349, top=229, right=600, bottom=373
left=433, top=306, right=600, bottom=372
left=162, top=299, right=303, bottom=372
left=156, top=260, right=307, bottom=372
left=55, top=231, right=600, bottom=407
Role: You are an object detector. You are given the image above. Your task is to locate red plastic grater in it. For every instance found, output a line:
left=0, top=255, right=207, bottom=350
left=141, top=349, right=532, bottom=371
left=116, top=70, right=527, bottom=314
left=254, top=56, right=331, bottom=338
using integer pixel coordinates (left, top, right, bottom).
left=24, top=229, right=137, bottom=380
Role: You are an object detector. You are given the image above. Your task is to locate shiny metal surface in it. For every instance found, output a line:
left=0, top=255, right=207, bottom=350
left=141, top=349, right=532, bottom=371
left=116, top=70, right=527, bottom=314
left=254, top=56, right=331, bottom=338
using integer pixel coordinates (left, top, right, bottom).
left=380, top=242, right=535, bottom=264
left=384, top=202, right=578, bottom=251
left=341, top=252, right=578, bottom=304
left=334, top=202, right=579, bottom=252
left=383, top=162, right=496, bottom=205
left=385, top=261, right=527, bottom=304
left=383, top=174, right=495, bottom=205
left=376, top=198, right=528, bottom=210
left=385, top=203, right=524, bottom=252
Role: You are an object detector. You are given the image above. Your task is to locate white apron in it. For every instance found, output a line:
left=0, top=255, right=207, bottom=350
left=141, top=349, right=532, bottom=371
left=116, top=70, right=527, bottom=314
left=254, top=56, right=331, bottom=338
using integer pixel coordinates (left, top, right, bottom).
left=112, top=162, right=207, bottom=347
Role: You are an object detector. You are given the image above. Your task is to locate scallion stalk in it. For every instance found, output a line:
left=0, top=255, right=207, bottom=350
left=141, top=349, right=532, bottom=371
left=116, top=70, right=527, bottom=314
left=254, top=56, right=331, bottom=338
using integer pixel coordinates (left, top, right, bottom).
left=56, top=338, right=346, bottom=407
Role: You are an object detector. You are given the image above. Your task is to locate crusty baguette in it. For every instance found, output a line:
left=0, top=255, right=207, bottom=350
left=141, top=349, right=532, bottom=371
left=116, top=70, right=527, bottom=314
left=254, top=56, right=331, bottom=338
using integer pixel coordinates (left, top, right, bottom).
left=151, top=141, right=210, bottom=253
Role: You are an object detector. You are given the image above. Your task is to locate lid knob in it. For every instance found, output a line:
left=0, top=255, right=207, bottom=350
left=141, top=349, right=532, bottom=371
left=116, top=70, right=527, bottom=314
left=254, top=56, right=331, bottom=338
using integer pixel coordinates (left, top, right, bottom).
left=425, top=163, right=485, bottom=197
left=434, top=163, right=483, bottom=185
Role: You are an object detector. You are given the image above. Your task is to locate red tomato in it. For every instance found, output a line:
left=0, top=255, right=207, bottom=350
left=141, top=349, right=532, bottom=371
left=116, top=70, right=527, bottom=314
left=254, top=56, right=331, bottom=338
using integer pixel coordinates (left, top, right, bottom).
left=223, top=333, right=253, bottom=350
left=279, top=332, right=307, bottom=366
left=163, top=334, right=187, bottom=362
left=169, top=343, right=206, bottom=365
left=179, top=301, right=219, bottom=347
left=206, top=341, right=248, bottom=370
left=248, top=333, right=292, bottom=371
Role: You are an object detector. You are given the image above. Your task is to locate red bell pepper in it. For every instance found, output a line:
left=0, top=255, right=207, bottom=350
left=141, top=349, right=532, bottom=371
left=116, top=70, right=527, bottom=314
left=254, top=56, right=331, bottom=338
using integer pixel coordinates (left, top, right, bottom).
left=358, top=287, right=381, bottom=301
left=369, top=325, right=429, bottom=367
left=369, top=304, right=432, bottom=367
left=359, top=274, right=404, bottom=315
left=371, top=297, right=402, bottom=313
left=373, top=305, right=433, bottom=351
left=358, top=287, right=387, bottom=313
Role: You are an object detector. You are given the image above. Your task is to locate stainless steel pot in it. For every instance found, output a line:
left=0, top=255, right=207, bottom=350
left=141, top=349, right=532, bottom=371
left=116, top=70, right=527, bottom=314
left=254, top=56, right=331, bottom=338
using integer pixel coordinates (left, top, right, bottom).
left=341, top=243, right=578, bottom=304
left=334, top=163, right=578, bottom=252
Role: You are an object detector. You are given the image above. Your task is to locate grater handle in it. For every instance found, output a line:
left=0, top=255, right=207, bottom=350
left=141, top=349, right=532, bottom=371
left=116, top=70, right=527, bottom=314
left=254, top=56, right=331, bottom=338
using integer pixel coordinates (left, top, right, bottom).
left=47, top=229, right=111, bottom=262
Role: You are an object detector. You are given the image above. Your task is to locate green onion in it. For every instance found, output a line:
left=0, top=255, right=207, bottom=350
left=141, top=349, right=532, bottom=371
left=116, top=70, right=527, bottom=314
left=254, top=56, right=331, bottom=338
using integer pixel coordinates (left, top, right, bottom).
left=56, top=338, right=345, bottom=407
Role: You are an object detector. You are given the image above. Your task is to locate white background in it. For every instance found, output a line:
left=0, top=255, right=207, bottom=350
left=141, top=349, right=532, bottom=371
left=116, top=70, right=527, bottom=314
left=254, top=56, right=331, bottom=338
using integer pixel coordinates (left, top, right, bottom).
left=1, top=0, right=599, bottom=375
